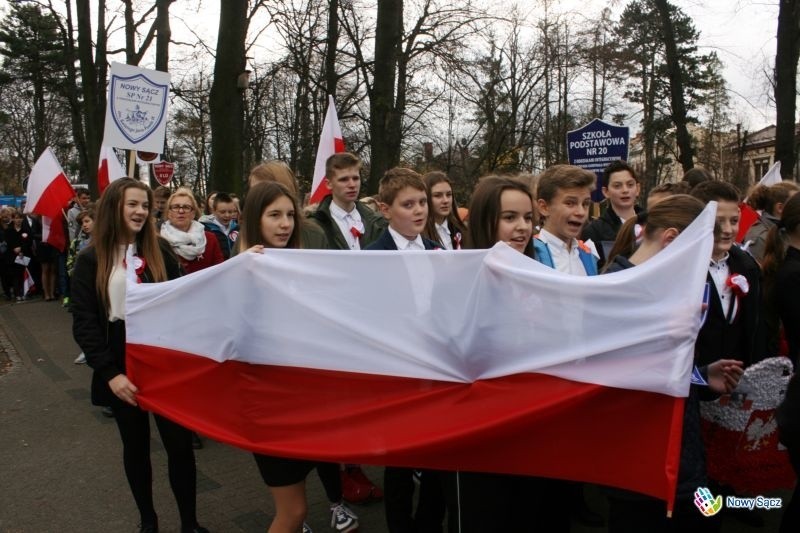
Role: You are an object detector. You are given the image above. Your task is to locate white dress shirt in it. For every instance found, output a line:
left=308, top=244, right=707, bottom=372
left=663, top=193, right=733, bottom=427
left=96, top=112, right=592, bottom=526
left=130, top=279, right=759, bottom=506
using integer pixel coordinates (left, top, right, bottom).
left=330, top=201, right=363, bottom=250
left=709, top=253, right=733, bottom=318
left=435, top=220, right=453, bottom=250
left=389, top=226, right=425, bottom=250
left=538, top=228, right=588, bottom=276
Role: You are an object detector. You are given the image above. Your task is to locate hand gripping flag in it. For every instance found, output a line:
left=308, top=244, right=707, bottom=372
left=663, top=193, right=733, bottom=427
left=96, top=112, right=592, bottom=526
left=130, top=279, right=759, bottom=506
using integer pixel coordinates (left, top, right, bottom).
left=24, top=148, right=75, bottom=252
left=124, top=203, right=718, bottom=511
left=309, top=95, right=345, bottom=204
left=98, top=145, right=128, bottom=194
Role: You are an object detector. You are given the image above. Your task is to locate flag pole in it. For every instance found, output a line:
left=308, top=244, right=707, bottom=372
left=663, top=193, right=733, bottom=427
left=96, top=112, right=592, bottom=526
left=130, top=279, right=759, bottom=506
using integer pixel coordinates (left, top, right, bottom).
left=128, top=150, right=136, bottom=178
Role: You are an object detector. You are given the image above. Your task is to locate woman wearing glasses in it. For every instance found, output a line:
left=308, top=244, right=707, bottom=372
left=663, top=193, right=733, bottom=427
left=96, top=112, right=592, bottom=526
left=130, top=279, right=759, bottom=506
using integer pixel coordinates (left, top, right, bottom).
left=160, top=188, right=224, bottom=274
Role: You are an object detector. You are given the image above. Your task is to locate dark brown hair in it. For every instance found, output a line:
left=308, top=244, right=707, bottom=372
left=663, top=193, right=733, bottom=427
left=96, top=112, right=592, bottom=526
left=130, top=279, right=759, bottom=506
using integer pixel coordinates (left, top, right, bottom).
left=422, top=171, right=466, bottom=247
left=92, top=179, right=167, bottom=310
left=468, top=176, right=533, bottom=255
left=602, top=160, right=638, bottom=188
left=682, top=167, right=712, bottom=188
left=690, top=181, right=740, bottom=204
left=763, top=193, right=800, bottom=283
left=649, top=181, right=691, bottom=198
left=239, top=181, right=302, bottom=250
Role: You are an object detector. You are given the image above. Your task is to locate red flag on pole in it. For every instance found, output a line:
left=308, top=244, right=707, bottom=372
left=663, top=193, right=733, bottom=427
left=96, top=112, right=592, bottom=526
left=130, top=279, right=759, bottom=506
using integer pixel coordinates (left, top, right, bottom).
left=23, top=268, right=35, bottom=296
left=309, top=95, right=345, bottom=204
left=98, top=145, right=128, bottom=194
left=24, top=147, right=75, bottom=252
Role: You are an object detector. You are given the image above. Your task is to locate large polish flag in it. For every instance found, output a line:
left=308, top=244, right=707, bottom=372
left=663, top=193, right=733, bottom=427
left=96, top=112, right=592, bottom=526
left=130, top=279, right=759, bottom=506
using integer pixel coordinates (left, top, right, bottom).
left=309, top=95, right=345, bottom=204
left=125, top=203, right=717, bottom=509
left=24, top=147, right=75, bottom=252
left=98, top=145, right=128, bottom=194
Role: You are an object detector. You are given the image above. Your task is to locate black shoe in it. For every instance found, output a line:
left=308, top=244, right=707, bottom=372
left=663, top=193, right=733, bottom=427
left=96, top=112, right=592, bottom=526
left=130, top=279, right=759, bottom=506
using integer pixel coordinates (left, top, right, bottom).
left=101, top=406, right=114, bottom=418
left=139, top=522, right=158, bottom=533
left=181, top=526, right=209, bottom=533
left=191, top=432, right=203, bottom=450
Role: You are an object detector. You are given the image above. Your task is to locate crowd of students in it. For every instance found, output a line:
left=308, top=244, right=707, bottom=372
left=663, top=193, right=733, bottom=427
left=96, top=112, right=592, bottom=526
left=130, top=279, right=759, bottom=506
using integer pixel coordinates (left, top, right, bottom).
left=65, top=153, right=800, bottom=533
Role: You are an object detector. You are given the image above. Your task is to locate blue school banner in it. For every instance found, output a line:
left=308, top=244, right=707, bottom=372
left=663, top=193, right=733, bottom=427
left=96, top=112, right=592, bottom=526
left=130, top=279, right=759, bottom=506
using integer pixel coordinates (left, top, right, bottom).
left=566, top=119, right=629, bottom=201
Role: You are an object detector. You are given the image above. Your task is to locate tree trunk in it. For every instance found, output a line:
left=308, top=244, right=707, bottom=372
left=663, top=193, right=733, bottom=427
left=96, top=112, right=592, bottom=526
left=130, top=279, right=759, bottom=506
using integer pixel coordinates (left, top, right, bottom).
left=775, top=0, right=800, bottom=179
left=58, top=1, right=89, bottom=184
left=75, top=0, right=105, bottom=198
left=368, top=0, right=403, bottom=194
left=155, top=0, right=171, bottom=72
left=654, top=0, right=694, bottom=172
left=209, top=0, right=247, bottom=194
left=325, top=0, right=339, bottom=97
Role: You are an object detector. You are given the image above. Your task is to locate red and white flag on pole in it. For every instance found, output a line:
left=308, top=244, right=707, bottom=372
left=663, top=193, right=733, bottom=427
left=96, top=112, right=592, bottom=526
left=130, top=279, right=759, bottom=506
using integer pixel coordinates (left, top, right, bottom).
left=758, top=161, right=782, bottom=187
left=24, top=147, right=75, bottom=252
left=309, top=95, right=345, bottom=204
left=124, top=203, right=718, bottom=511
left=23, top=268, right=35, bottom=296
left=98, top=145, right=128, bottom=194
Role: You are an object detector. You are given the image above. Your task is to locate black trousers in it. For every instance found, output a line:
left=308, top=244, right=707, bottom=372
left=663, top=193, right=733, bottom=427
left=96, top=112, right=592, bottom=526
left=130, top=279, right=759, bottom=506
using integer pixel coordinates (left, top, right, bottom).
left=316, top=462, right=343, bottom=503
left=112, top=404, right=198, bottom=528
left=440, top=472, right=569, bottom=533
left=384, top=467, right=446, bottom=533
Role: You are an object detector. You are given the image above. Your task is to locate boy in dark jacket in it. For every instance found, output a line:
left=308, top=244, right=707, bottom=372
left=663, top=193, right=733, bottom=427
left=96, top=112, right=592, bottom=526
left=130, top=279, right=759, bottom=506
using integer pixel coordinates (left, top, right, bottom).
left=311, top=152, right=386, bottom=250
left=581, top=160, right=641, bottom=268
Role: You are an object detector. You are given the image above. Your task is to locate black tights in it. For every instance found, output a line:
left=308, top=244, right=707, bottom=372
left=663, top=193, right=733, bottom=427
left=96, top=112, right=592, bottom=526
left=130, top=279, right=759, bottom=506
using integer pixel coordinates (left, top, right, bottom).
left=112, top=404, right=198, bottom=529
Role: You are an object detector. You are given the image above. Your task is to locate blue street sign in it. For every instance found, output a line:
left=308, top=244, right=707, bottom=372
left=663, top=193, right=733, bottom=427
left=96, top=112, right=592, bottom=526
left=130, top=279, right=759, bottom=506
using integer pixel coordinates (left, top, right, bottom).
left=567, top=119, right=630, bottom=201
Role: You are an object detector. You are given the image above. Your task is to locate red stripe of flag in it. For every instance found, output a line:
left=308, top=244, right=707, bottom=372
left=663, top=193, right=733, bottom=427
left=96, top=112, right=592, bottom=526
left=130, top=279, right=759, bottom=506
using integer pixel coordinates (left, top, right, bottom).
left=128, top=343, right=684, bottom=509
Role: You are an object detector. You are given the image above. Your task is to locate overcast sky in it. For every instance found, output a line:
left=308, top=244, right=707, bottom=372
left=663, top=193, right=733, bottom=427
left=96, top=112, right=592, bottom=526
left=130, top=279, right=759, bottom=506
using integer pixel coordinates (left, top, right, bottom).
left=164, top=0, right=782, bottom=132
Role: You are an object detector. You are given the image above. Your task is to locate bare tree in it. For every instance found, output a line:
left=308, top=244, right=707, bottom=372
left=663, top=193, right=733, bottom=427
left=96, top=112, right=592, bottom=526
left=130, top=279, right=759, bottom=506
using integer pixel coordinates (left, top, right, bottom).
left=774, top=0, right=800, bottom=179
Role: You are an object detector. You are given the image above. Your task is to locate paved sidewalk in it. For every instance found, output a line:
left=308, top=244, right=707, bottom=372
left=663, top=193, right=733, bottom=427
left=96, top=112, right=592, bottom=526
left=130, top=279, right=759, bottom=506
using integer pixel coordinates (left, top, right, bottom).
left=0, top=298, right=790, bottom=532
left=0, top=299, right=386, bottom=532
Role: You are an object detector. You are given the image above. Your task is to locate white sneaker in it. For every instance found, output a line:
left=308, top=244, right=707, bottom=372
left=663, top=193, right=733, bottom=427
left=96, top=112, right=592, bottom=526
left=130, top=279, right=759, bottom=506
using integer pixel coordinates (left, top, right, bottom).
left=74, top=352, right=86, bottom=364
left=303, top=523, right=313, bottom=533
left=330, top=502, right=358, bottom=532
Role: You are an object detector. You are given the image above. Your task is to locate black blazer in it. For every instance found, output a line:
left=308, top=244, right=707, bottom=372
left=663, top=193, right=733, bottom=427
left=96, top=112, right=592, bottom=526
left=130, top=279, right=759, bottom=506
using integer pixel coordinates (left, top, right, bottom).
left=71, top=239, right=181, bottom=406
left=695, top=245, right=764, bottom=368
left=365, top=228, right=440, bottom=250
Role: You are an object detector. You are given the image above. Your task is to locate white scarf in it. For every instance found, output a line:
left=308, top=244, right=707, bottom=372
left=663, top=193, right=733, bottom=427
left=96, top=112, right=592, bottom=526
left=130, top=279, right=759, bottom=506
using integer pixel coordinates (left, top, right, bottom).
left=160, top=220, right=207, bottom=261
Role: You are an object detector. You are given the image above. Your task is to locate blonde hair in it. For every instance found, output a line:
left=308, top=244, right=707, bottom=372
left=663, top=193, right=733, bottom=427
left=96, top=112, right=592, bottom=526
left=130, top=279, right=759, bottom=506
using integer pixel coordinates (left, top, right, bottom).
left=166, top=187, right=201, bottom=220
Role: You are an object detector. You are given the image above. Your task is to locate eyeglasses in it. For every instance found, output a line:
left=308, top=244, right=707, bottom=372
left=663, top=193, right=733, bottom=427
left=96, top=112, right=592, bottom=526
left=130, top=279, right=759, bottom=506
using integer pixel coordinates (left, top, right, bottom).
left=169, top=204, right=194, bottom=213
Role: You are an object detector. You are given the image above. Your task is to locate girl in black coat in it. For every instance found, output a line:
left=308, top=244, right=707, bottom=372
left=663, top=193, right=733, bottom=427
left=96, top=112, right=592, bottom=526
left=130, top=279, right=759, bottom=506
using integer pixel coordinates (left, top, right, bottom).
left=71, top=179, right=207, bottom=533
left=605, top=195, right=743, bottom=533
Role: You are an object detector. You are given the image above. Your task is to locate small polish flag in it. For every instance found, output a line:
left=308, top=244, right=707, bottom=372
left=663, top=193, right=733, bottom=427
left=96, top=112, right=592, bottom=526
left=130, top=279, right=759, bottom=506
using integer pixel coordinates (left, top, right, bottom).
left=309, top=95, right=345, bottom=204
left=23, top=268, right=35, bottom=296
left=758, top=161, right=782, bottom=187
left=98, top=145, right=128, bottom=194
left=24, top=147, right=75, bottom=252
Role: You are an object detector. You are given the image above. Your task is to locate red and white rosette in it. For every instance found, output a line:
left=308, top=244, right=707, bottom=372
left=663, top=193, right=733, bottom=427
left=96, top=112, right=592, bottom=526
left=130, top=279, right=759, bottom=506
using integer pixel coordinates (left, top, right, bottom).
left=726, top=273, right=750, bottom=297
